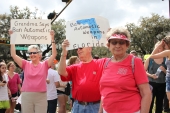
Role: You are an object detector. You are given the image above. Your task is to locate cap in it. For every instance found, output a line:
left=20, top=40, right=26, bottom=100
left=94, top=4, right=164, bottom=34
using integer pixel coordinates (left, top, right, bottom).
left=108, top=34, right=130, bottom=41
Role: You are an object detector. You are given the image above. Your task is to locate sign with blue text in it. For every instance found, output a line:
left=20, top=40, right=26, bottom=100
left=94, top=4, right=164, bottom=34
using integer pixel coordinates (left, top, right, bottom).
left=10, top=19, right=51, bottom=44
left=66, top=15, right=110, bottom=50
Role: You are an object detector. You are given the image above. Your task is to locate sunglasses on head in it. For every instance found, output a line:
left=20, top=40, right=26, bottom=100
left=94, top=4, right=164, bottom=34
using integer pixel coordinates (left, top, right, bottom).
left=110, top=40, right=126, bottom=45
left=28, top=52, right=39, bottom=55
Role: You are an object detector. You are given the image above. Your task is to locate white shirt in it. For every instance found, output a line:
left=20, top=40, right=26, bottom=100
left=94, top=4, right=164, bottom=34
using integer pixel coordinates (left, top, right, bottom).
left=46, top=69, right=61, bottom=100
left=0, top=74, right=9, bottom=101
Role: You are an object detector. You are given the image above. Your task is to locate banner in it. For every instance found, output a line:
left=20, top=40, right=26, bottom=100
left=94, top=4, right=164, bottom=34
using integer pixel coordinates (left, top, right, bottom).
left=10, top=19, right=51, bottom=44
left=66, top=15, right=110, bottom=50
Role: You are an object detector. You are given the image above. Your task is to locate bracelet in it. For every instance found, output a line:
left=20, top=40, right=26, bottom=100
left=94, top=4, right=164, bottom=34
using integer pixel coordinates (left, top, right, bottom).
left=51, top=41, right=55, bottom=43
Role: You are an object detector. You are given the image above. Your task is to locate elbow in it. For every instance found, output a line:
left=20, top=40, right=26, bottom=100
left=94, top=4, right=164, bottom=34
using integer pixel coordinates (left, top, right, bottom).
left=58, top=71, right=68, bottom=77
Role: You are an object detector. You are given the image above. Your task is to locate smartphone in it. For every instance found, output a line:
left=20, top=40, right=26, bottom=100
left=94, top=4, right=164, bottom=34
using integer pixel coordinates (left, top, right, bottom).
left=2, top=81, right=6, bottom=83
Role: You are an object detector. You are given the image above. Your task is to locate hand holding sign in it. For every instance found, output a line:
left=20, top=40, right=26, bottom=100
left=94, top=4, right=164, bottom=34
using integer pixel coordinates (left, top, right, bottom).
left=66, top=15, right=110, bottom=50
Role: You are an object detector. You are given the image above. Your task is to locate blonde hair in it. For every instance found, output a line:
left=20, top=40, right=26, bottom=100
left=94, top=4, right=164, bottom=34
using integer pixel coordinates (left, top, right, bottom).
left=163, top=35, right=170, bottom=49
left=67, top=56, right=78, bottom=66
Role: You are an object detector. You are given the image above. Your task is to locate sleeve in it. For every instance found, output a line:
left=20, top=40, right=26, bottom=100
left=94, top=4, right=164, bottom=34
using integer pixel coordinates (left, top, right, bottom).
left=16, top=73, right=21, bottom=84
left=60, top=65, right=76, bottom=81
left=44, top=60, right=50, bottom=69
left=54, top=71, right=61, bottom=82
left=134, top=57, right=149, bottom=85
left=22, top=59, right=27, bottom=69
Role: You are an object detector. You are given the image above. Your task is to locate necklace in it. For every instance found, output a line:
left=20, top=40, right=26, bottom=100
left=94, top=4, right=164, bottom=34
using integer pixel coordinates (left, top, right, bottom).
left=113, top=53, right=127, bottom=62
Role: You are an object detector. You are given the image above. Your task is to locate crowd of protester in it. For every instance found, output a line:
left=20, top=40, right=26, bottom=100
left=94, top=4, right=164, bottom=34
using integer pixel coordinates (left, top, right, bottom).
left=1, top=27, right=170, bottom=113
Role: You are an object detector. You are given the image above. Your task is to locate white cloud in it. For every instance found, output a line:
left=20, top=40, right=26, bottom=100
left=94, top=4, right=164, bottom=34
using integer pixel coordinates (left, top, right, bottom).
left=0, top=0, right=169, bottom=27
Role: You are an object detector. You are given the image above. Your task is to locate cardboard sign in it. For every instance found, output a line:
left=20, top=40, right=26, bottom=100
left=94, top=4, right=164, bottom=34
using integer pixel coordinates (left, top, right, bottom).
left=10, top=19, right=51, bottom=44
left=66, top=15, right=110, bottom=50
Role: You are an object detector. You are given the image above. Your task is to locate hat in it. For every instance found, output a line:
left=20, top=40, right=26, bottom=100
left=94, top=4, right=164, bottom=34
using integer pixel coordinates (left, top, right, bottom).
left=108, top=34, right=130, bottom=41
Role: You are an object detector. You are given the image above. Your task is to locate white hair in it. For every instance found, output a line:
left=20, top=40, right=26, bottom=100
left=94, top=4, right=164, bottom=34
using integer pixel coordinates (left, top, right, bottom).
left=28, top=45, right=41, bottom=52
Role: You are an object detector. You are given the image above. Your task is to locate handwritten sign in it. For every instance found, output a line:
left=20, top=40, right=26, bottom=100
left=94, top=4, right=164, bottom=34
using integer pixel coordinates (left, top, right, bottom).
left=66, top=15, right=110, bottom=50
left=10, top=19, right=51, bottom=44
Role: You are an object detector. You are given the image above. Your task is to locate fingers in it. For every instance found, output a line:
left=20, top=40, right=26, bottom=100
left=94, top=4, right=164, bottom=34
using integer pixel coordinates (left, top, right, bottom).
left=50, top=30, right=55, bottom=36
left=62, top=39, right=70, bottom=47
left=8, top=30, right=13, bottom=35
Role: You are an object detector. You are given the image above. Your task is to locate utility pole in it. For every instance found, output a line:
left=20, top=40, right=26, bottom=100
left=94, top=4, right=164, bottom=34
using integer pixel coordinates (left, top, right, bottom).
left=162, top=0, right=170, bottom=18
left=48, top=0, right=73, bottom=24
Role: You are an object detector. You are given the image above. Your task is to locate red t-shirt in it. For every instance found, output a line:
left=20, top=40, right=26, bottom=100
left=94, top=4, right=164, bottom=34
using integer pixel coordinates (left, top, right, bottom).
left=100, top=55, right=148, bottom=113
left=61, top=58, right=106, bottom=102
left=8, top=73, right=21, bottom=94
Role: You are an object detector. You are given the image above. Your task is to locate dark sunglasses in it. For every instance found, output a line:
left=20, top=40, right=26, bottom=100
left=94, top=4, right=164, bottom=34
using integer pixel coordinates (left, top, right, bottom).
left=75, top=48, right=83, bottom=51
left=110, top=40, right=126, bottom=45
left=28, top=52, right=39, bottom=55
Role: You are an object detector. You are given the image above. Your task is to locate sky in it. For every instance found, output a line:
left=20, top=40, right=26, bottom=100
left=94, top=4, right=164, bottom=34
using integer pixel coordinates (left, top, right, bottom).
left=0, top=0, right=169, bottom=27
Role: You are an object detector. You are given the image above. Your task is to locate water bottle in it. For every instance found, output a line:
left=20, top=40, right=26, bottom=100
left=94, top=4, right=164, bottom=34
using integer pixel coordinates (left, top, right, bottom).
left=155, top=67, right=161, bottom=77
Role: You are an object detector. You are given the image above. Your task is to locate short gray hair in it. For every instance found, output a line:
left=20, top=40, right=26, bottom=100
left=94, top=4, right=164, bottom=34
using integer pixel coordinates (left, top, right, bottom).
left=28, top=45, right=41, bottom=52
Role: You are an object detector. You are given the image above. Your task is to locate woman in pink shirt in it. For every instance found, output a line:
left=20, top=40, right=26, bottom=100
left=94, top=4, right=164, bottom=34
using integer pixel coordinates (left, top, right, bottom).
left=99, top=27, right=152, bottom=113
left=6, top=61, right=21, bottom=113
left=9, top=30, right=57, bottom=113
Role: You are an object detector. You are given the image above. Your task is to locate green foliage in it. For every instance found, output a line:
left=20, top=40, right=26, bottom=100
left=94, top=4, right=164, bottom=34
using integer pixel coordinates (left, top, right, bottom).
left=126, top=13, right=170, bottom=57
left=92, top=47, right=112, bottom=58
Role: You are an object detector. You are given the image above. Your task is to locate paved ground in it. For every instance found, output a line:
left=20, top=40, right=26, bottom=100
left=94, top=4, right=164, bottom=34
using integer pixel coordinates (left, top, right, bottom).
left=14, top=108, right=71, bottom=113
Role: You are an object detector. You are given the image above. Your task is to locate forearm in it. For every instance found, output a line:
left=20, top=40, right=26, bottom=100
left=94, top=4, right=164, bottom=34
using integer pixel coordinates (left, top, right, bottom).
left=140, top=94, right=152, bottom=113
left=58, top=50, right=68, bottom=76
left=11, top=44, right=16, bottom=57
left=51, top=41, right=57, bottom=58
left=98, top=100, right=103, bottom=113
left=146, top=72, right=153, bottom=78
left=18, top=84, right=21, bottom=92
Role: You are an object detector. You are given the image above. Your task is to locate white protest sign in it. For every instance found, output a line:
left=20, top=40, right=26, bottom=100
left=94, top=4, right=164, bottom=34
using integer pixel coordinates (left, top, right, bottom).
left=10, top=19, right=51, bottom=44
left=66, top=15, right=110, bottom=50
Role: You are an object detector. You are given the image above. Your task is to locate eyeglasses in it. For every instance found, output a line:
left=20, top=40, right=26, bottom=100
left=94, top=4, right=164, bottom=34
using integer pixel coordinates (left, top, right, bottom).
left=28, top=52, right=39, bottom=55
left=75, top=48, right=83, bottom=51
left=110, top=40, right=126, bottom=45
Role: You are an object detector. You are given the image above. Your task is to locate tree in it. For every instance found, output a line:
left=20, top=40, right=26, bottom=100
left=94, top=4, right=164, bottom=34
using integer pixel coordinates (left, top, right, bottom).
left=126, top=13, right=170, bottom=57
left=0, top=6, right=67, bottom=62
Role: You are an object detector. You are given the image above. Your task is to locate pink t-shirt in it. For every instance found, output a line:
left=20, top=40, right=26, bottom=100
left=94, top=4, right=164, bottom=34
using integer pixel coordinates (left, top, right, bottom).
left=61, top=58, right=106, bottom=102
left=21, top=60, right=49, bottom=92
left=100, top=55, right=148, bottom=113
left=8, top=73, right=21, bottom=94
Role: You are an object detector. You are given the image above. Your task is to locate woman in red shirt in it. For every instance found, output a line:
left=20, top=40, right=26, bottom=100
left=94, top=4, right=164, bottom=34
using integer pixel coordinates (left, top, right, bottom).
left=99, top=27, right=152, bottom=113
left=6, top=61, right=21, bottom=113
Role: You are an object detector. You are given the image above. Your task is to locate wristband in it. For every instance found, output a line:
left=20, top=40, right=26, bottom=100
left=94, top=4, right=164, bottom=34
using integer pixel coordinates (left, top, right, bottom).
left=51, top=41, right=55, bottom=43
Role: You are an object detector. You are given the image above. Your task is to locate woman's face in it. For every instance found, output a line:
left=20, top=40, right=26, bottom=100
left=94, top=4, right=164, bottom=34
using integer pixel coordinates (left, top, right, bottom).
left=0, top=64, right=7, bottom=74
left=108, top=39, right=129, bottom=56
left=8, top=63, right=16, bottom=72
left=28, top=48, right=40, bottom=61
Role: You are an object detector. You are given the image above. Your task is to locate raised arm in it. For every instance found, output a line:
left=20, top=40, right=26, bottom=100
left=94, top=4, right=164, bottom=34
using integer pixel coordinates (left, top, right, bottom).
left=57, top=39, right=69, bottom=76
left=9, top=30, right=23, bottom=68
left=47, top=30, right=57, bottom=67
left=150, top=50, right=170, bottom=59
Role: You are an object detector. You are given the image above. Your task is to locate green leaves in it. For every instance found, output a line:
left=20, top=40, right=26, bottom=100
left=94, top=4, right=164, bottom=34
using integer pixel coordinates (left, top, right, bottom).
left=126, top=13, right=170, bottom=57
